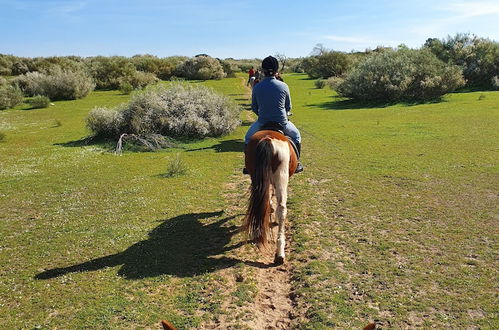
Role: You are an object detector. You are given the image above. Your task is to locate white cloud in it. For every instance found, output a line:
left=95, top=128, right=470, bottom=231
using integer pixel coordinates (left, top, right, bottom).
left=321, top=34, right=402, bottom=51
left=447, top=1, right=499, bottom=18
left=411, top=1, right=499, bottom=38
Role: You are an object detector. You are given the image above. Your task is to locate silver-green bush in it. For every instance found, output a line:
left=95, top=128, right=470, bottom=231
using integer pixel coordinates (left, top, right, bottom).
left=315, top=79, right=326, bottom=89
left=86, top=106, right=125, bottom=138
left=118, top=70, right=158, bottom=89
left=492, top=76, right=499, bottom=90
left=15, top=67, right=95, bottom=100
left=176, top=56, right=225, bottom=80
left=119, top=82, right=134, bottom=95
left=28, top=95, right=50, bottom=109
left=302, top=49, right=351, bottom=79
left=86, top=83, right=241, bottom=139
left=326, top=76, right=344, bottom=90
left=86, top=56, right=136, bottom=90
left=424, top=34, right=499, bottom=89
left=336, top=48, right=465, bottom=102
left=0, top=85, right=24, bottom=110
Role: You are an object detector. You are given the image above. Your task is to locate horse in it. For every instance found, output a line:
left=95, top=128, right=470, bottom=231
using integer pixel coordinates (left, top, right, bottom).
left=248, top=76, right=257, bottom=88
left=243, top=128, right=298, bottom=265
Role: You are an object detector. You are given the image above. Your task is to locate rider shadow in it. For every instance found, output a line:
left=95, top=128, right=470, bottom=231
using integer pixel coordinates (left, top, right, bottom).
left=187, top=139, right=244, bottom=153
left=35, top=211, right=244, bottom=280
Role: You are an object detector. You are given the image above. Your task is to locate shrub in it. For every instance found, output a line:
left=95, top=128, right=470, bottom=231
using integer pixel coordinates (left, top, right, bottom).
left=12, top=60, right=30, bottom=75
left=424, top=34, right=499, bottom=89
left=164, top=153, right=187, bottom=177
left=315, top=79, right=326, bottom=89
left=16, top=67, right=95, bottom=100
left=336, top=48, right=465, bottom=102
left=492, top=76, right=499, bottom=90
left=28, top=95, right=50, bottom=108
left=87, top=83, right=241, bottom=139
left=31, top=56, right=85, bottom=74
left=119, top=82, right=134, bottom=95
left=119, top=70, right=158, bottom=89
left=220, top=59, right=237, bottom=78
left=0, top=77, right=7, bottom=86
left=131, top=55, right=183, bottom=81
left=0, top=85, right=24, bottom=110
left=86, top=56, right=136, bottom=89
left=131, top=54, right=161, bottom=74
left=176, top=55, right=225, bottom=80
left=303, top=50, right=351, bottom=79
left=326, top=76, right=344, bottom=90
left=0, top=54, right=16, bottom=75
left=86, top=106, right=125, bottom=138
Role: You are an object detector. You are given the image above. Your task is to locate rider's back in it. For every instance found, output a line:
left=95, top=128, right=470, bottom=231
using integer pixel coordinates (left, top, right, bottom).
left=252, top=77, right=291, bottom=124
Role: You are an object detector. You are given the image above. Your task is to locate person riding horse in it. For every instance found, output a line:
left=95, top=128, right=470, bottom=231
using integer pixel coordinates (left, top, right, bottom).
left=247, top=66, right=255, bottom=86
left=244, top=56, right=303, bottom=173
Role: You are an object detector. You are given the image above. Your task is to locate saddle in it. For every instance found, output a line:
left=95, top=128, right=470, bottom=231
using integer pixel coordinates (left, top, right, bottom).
left=258, top=121, right=300, bottom=158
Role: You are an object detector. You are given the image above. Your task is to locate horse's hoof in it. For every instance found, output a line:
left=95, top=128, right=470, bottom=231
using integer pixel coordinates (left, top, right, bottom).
left=274, top=255, right=284, bottom=265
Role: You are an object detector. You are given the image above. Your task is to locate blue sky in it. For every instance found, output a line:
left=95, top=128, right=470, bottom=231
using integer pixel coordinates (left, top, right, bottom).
left=1, top=0, right=499, bottom=59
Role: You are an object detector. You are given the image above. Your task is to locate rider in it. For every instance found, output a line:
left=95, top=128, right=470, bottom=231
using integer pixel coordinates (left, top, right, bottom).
left=244, top=56, right=303, bottom=173
left=247, top=66, right=255, bottom=86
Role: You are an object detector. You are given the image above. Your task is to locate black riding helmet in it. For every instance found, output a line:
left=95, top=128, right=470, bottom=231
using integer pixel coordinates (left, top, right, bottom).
left=262, top=56, right=279, bottom=76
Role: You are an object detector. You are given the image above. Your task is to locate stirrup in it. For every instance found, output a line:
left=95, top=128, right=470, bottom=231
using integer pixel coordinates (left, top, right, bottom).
left=295, top=163, right=304, bottom=173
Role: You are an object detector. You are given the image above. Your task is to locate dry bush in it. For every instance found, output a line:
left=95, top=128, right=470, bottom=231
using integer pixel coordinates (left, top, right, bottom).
left=15, top=67, right=95, bottom=100
left=86, top=83, right=241, bottom=141
left=28, top=95, right=50, bottom=109
left=336, top=48, right=465, bottom=102
left=176, top=56, right=225, bottom=80
left=0, top=85, right=24, bottom=110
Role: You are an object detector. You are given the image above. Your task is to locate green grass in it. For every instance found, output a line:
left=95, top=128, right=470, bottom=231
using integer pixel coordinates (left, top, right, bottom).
left=1, top=73, right=497, bottom=328
left=285, top=73, right=498, bottom=328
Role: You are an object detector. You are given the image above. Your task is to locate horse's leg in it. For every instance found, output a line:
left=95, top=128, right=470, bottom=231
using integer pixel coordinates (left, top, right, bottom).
left=273, top=167, right=289, bottom=265
left=268, top=184, right=277, bottom=242
left=269, top=184, right=277, bottom=225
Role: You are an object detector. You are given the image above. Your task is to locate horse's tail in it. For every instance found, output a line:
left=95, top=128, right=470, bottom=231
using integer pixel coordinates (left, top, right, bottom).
left=244, top=137, right=274, bottom=247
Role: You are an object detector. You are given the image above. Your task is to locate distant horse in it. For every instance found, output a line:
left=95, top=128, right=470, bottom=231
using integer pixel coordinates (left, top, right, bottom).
left=248, top=76, right=257, bottom=88
left=244, top=128, right=298, bottom=265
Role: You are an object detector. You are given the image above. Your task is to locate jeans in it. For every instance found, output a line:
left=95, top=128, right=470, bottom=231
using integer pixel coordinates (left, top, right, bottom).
left=245, top=120, right=301, bottom=146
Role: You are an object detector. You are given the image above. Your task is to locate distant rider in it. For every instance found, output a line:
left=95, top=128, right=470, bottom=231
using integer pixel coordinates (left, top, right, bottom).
left=247, top=66, right=255, bottom=86
left=244, top=56, right=303, bottom=173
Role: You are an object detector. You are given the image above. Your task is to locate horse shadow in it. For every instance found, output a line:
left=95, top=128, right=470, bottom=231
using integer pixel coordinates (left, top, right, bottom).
left=35, top=211, right=244, bottom=280
left=187, top=139, right=244, bottom=153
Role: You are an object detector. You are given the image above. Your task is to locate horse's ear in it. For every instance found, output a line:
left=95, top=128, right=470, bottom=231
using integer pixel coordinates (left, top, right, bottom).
left=363, top=323, right=376, bottom=330
left=161, top=320, right=177, bottom=330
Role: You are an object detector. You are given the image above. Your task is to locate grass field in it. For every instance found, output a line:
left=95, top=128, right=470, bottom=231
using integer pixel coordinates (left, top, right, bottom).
left=0, top=74, right=498, bottom=329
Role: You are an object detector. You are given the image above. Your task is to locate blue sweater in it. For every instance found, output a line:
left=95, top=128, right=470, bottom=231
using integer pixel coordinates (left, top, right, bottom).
left=251, top=76, right=291, bottom=124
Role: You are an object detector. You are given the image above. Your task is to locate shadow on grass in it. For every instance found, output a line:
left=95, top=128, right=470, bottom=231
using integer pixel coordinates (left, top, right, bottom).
left=187, top=139, right=245, bottom=153
left=310, top=96, right=447, bottom=110
left=55, top=135, right=185, bottom=152
left=35, top=211, right=246, bottom=279
left=241, top=119, right=253, bottom=127
left=50, top=134, right=109, bottom=148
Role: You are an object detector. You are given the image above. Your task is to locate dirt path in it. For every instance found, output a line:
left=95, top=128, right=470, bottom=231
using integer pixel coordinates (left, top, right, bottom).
left=239, top=78, right=294, bottom=329
left=243, top=243, right=295, bottom=329
left=201, top=123, right=297, bottom=329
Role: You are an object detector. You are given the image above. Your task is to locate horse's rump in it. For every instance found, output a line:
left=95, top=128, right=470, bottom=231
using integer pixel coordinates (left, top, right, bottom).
left=244, top=130, right=298, bottom=250
left=245, top=130, right=298, bottom=177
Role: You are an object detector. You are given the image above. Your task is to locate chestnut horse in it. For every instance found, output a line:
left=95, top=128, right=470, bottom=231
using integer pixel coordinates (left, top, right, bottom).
left=244, top=129, right=298, bottom=265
